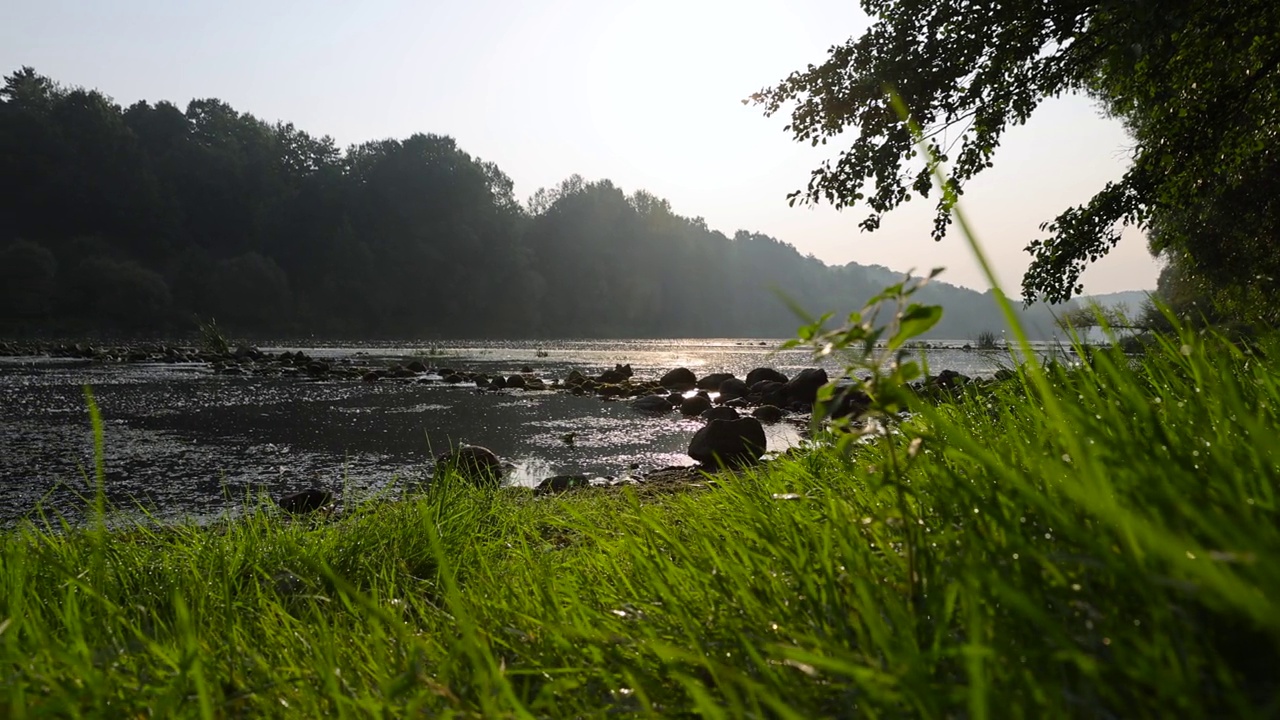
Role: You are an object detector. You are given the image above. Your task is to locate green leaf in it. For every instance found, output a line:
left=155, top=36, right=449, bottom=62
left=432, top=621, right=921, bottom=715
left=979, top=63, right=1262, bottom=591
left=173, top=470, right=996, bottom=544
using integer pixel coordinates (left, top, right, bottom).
left=889, top=304, right=943, bottom=350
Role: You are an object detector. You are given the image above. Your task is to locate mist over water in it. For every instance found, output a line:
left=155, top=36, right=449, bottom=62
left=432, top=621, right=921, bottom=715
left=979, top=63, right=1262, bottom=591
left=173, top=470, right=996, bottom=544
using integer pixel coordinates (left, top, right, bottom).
left=0, top=338, right=1064, bottom=526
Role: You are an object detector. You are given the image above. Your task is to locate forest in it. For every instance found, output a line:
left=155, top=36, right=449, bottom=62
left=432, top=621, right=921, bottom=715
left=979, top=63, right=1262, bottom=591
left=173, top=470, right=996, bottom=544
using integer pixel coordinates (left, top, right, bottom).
left=0, top=67, right=1067, bottom=340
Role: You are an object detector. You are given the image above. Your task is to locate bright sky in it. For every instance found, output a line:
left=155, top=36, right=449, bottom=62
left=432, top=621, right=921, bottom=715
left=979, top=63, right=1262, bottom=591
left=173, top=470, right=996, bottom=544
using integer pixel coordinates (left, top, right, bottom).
left=1, top=0, right=1160, bottom=295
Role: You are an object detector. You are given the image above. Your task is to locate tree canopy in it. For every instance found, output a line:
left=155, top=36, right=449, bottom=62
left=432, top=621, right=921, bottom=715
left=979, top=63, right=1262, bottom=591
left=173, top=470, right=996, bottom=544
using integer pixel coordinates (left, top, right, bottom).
left=751, top=0, right=1280, bottom=311
left=0, top=67, right=1071, bottom=340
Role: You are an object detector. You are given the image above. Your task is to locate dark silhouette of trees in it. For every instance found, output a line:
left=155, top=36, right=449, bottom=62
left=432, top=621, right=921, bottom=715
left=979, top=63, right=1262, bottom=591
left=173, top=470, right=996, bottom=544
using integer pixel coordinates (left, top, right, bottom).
left=0, top=67, right=1069, bottom=339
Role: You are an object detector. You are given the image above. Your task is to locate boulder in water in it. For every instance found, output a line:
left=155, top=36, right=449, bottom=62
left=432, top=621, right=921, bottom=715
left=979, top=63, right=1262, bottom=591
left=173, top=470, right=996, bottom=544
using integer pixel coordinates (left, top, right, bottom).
left=436, top=445, right=503, bottom=487
left=659, top=367, right=698, bottom=391
left=276, top=488, right=333, bottom=515
left=688, top=417, right=767, bottom=467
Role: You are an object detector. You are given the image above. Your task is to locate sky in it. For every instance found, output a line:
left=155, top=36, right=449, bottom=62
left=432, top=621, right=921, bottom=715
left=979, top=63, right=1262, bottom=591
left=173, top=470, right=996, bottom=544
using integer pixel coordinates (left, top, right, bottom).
left=1, top=0, right=1161, bottom=295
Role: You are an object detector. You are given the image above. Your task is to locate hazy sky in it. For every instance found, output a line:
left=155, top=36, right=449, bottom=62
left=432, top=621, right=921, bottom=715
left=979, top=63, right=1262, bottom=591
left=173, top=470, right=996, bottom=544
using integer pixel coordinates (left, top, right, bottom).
left=1, top=0, right=1160, bottom=295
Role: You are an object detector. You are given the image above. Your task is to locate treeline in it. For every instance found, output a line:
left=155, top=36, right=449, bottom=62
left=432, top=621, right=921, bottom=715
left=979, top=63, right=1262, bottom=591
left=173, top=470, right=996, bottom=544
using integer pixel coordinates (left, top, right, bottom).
left=0, top=67, right=1066, bottom=339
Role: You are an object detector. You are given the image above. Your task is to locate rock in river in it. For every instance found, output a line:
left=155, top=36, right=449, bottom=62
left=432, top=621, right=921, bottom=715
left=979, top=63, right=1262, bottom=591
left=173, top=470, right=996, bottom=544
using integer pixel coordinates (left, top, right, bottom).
left=680, top=393, right=713, bottom=416
left=688, top=417, right=767, bottom=468
left=659, top=367, right=698, bottom=391
left=746, top=367, right=788, bottom=386
left=276, top=488, right=334, bottom=515
left=632, top=394, right=674, bottom=413
left=437, top=445, right=503, bottom=486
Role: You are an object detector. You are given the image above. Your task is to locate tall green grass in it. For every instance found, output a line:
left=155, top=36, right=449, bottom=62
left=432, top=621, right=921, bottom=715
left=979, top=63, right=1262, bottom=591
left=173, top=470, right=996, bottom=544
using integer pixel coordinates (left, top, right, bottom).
left=2, top=328, right=1278, bottom=717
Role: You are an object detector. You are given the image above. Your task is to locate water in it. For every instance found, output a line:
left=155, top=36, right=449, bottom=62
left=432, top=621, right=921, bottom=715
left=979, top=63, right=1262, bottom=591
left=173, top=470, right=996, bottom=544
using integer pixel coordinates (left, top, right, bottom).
left=0, top=338, right=1047, bottom=525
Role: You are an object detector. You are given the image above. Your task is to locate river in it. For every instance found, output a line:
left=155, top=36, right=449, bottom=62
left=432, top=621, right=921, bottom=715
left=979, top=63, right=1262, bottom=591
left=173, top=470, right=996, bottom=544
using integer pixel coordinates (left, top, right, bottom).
left=0, top=338, right=1055, bottom=526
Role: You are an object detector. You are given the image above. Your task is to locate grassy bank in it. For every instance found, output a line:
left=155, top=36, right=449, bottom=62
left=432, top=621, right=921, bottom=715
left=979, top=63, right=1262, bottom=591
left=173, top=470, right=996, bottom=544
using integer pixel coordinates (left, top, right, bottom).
left=2, top=329, right=1279, bottom=717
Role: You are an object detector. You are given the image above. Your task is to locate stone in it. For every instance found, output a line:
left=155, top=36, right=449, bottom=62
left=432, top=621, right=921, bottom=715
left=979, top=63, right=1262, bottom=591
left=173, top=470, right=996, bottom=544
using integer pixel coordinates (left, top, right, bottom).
left=717, top=377, right=750, bottom=402
left=752, top=405, right=784, bottom=423
left=696, top=372, right=735, bottom=391
left=783, top=368, right=829, bottom=405
left=407, top=360, right=428, bottom=373
left=506, top=374, right=527, bottom=389
left=680, top=394, right=713, bottom=416
left=632, top=394, right=674, bottom=413
left=659, top=367, right=698, bottom=391
left=745, top=367, right=788, bottom=386
left=535, top=475, right=590, bottom=495
left=436, top=445, right=503, bottom=487
left=701, top=406, right=740, bottom=421
left=597, top=363, right=633, bottom=384
left=276, top=488, right=333, bottom=515
left=688, top=417, right=767, bottom=467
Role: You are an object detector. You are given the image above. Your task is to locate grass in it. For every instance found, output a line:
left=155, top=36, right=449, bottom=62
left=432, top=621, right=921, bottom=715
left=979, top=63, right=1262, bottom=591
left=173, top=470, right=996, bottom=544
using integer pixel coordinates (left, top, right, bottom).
left=2, top=328, right=1278, bottom=717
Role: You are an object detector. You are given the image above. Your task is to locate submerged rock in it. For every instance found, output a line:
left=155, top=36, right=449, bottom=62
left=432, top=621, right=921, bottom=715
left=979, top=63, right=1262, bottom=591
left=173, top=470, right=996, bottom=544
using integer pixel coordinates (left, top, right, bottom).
left=632, top=394, right=674, bottom=413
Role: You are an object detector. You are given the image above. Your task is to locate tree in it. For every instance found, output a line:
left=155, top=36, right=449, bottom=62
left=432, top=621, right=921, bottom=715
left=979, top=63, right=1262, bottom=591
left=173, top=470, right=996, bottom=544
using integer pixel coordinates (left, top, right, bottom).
left=751, top=0, right=1280, bottom=307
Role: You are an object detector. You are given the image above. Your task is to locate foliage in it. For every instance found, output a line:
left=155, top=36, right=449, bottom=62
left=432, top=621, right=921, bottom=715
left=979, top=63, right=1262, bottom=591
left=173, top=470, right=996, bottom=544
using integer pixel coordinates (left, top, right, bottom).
left=2, top=330, right=1279, bottom=715
left=195, top=316, right=231, bottom=356
left=750, top=0, right=1280, bottom=307
left=974, top=329, right=999, bottom=350
left=0, top=66, right=1069, bottom=339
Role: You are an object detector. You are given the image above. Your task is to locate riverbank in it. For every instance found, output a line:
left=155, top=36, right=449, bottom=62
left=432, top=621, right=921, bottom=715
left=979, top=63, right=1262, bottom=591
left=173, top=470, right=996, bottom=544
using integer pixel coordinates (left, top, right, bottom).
left=2, top=330, right=1278, bottom=716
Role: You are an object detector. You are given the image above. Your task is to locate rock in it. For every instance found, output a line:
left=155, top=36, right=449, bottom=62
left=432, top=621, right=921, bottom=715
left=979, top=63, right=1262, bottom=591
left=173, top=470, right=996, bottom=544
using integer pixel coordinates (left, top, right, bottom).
left=783, top=368, right=828, bottom=405
left=598, top=363, right=633, bottom=384
left=521, top=366, right=534, bottom=374
left=746, top=367, right=788, bottom=386
left=717, top=377, right=750, bottom=402
left=826, top=383, right=872, bottom=419
left=305, top=360, right=330, bottom=376
left=666, top=392, right=685, bottom=406
left=688, top=417, right=767, bottom=467
left=407, top=360, right=428, bottom=373
left=536, top=475, right=590, bottom=495
left=632, top=395, right=674, bottom=413
left=436, top=445, right=503, bottom=487
left=597, top=384, right=625, bottom=398
left=525, top=378, right=547, bottom=391
left=362, top=371, right=382, bottom=382
left=443, top=373, right=465, bottom=383
left=696, top=372, right=735, bottom=391
left=928, top=369, right=969, bottom=389
left=659, top=367, right=698, bottom=391
left=680, top=394, right=713, bottom=416
left=276, top=488, right=333, bottom=515
left=701, top=406, right=740, bottom=421
left=232, top=344, right=261, bottom=361
left=506, top=374, right=527, bottom=389
left=752, top=405, right=784, bottom=423
left=489, top=375, right=507, bottom=390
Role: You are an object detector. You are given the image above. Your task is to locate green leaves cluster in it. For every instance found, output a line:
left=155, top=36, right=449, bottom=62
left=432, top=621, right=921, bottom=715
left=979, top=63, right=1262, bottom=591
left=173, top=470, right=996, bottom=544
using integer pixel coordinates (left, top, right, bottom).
left=753, top=0, right=1280, bottom=313
left=786, top=267, right=944, bottom=427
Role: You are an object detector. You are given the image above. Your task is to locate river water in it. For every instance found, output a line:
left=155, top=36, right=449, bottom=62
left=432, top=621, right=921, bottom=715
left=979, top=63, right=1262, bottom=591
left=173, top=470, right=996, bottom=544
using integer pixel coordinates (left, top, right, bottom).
left=0, top=338, right=1052, bottom=526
